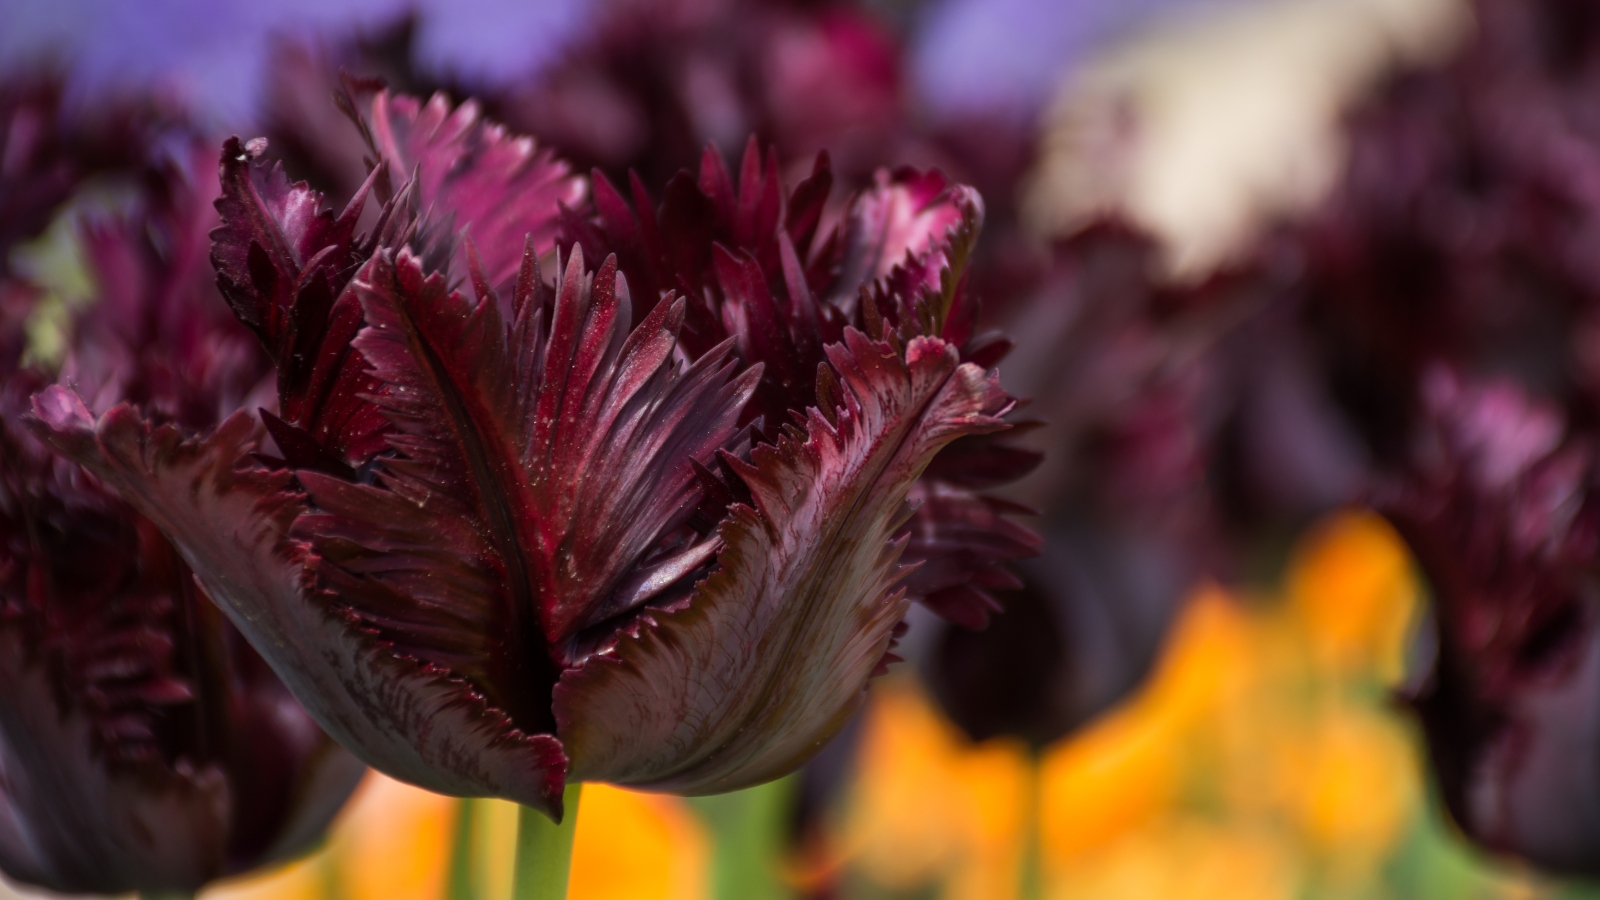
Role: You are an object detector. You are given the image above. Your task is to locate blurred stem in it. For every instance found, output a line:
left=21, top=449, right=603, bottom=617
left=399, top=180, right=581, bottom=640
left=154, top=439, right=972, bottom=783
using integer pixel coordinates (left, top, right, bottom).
left=138, top=894, right=193, bottom=900
left=448, top=797, right=479, bottom=900
left=318, top=843, right=345, bottom=900
left=690, top=775, right=797, bottom=900
left=513, top=784, right=583, bottom=900
left=1019, top=749, right=1044, bottom=900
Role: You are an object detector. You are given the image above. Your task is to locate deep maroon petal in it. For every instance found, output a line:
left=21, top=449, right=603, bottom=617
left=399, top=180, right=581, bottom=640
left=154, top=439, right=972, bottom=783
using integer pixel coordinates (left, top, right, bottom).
left=0, top=638, right=228, bottom=895
left=819, top=167, right=973, bottom=311
left=553, top=329, right=1010, bottom=793
left=210, top=136, right=389, bottom=465
left=898, top=483, right=1040, bottom=630
left=26, top=390, right=570, bottom=817
left=364, top=91, right=586, bottom=293
left=330, top=243, right=758, bottom=660
left=1382, top=369, right=1600, bottom=873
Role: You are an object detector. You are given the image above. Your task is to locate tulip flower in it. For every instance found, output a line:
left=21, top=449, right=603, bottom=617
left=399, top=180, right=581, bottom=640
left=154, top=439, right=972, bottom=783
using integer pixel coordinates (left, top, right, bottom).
left=1382, top=368, right=1600, bottom=875
left=261, top=0, right=911, bottom=195
left=27, top=88, right=1036, bottom=899
left=0, top=149, right=365, bottom=896
left=0, top=75, right=174, bottom=274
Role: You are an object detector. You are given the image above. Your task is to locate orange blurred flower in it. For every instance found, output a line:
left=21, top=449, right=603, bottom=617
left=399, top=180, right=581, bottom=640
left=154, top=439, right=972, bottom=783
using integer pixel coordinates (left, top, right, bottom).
left=202, top=777, right=707, bottom=900
left=1286, top=510, right=1419, bottom=680
left=569, top=786, right=709, bottom=900
left=835, top=509, right=1528, bottom=899
left=843, top=679, right=1031, bottom=898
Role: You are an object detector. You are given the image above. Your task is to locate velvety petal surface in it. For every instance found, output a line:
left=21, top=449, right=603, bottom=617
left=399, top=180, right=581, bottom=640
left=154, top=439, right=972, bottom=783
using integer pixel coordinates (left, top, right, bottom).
left=298, top=242, right=756, bottom=721
left=26, top=394, right=571, bottom=817
left=553, top=329, right=1011, bottom=793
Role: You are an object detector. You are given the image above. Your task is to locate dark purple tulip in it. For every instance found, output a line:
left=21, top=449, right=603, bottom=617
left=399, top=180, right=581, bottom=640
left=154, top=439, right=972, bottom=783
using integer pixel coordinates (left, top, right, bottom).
left=257, top=0, right=930, bottom=203
left=1283, top=2, right=1600, bottom=871
left=0, top=75, right=175, bottom=276
left=1382, top=368, right=1600, bottom=874
left=1296, top=0, right=1600, bottom=463
left=0, top=148, right=364, bottom=896
left=501, top=0, right=911, bottom=186
left=921, top=223, right=1292, bottom=748
left=561, top=143, right=1041, bottom=628
left=29, top=90, right=1035, bottom=819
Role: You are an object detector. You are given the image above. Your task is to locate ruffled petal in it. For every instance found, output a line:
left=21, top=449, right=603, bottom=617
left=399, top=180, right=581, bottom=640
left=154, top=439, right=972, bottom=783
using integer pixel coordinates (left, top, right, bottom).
left=0, top=638, right=229, bottom=895
left=364, top=91, right=586, bottom=293
left=26, top=390, right=570, bottom=817
left=553, top=329, right=1009, bottom=793
left=211, top=136, right=390, bottom=465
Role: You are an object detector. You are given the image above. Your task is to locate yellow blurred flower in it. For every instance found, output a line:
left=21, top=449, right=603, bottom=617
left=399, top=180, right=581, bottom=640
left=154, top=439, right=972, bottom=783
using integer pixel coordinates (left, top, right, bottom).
left=1041, top=583, right=1253, bottom=861
left=1279, top=706, right=1416, bottom=877
left=339, top=776, right=458, bottom=900
left=1050, top=818, right=1300, bottom=900
left=203, top=773, right=451, bottom=900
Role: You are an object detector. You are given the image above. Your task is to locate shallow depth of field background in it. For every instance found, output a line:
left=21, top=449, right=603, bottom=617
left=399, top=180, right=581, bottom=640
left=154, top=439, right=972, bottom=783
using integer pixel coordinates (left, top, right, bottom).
left=0, top=0, right=1590, bottom=897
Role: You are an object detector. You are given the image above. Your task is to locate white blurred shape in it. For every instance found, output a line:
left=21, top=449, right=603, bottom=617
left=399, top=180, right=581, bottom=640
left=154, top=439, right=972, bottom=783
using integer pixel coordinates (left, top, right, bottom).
left=1024, top=0, right=1469, bottom=277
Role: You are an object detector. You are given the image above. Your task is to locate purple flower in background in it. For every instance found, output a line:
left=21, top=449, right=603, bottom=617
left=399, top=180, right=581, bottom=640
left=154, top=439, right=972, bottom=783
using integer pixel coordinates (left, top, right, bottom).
left=259, top=0, right=919, bottom=200
left=921, top=222, right=1303, bottom=747
left=30, top=89, right=1036, bottom=818
left=1383, top=369, right=1600, bottom=874
left=1285, top=3, right=1600, bottom=870
left=0, top=146, right=363, bottom=896
left=0, top=75, right=175, bottom=275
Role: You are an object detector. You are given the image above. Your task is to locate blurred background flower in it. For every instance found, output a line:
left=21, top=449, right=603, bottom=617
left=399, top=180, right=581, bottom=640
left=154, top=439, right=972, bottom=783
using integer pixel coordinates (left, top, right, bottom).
left=831, top=511, right=1583, bottom=899
left=2, top=508, right=1572, bottom=900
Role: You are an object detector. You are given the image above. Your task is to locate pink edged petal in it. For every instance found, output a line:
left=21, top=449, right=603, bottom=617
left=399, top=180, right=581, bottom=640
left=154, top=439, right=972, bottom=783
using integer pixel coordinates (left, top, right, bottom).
left=554, top=328, right=1010, bottom=793
left=25, top=387, right=570, bottom=817
left=365, top=91, right=587, bottom=292
left=822, top=168, right=982, bottom=316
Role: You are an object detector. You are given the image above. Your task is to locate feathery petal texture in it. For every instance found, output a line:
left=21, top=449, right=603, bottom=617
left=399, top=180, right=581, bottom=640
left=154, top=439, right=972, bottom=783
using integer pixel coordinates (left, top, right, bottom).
left=364, top=91, right=586, bottom=292
left=554, top=330, right=1009, bottom=792
left=21, top=84, right=1036, bottom=817
left=2, top=146, right=363, bottom=894
left=28, top=393, right=571, bottom=815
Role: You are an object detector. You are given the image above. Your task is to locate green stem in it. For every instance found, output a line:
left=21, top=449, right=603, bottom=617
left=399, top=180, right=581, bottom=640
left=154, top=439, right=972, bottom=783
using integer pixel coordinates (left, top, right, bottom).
left=1018, top=750, right=1044, bottom=900
left=447, top=797, right=479, bottom=900
left=689, top=775, right=797, bottom=900
left=512, top=783, right=584, bottom=900
left=139, top=893, right=195, bottom=900
left=318, top=845, right=345, bottom=900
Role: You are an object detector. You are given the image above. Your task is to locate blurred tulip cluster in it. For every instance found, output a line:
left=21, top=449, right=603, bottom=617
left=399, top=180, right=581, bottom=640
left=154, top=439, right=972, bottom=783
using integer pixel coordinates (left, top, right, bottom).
left=9, top=0, right=1600, bottom=897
